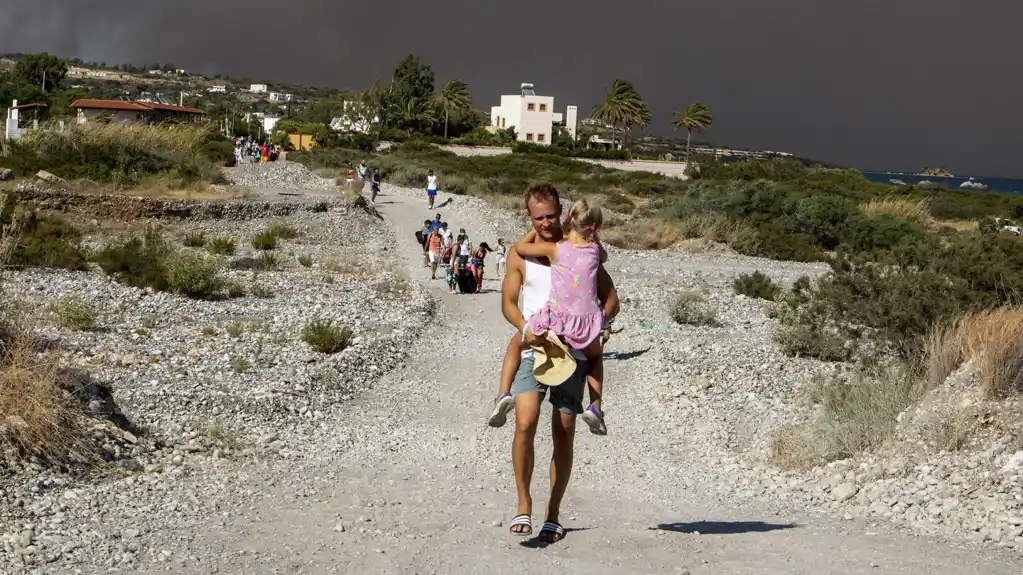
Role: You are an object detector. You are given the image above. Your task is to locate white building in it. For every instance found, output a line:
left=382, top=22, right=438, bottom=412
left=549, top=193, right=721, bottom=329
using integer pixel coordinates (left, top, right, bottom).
left=269, top=92, right=292, bottom=102
left=489, top=83, right=577, bottom=145
left=208, top=85, right=227, bottom=93
left=330, top=100, right=380, bottom=134
left=249, top=84, right=268, bottom=94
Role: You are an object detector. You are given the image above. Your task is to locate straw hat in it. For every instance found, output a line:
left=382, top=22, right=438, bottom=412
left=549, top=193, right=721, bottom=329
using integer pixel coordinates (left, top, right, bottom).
left=531, top=331, right=577, bottom=387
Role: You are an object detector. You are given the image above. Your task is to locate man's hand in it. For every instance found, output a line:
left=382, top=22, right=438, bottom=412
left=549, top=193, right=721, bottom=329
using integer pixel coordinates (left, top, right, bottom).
left=523, top=328, right=545, bottom=348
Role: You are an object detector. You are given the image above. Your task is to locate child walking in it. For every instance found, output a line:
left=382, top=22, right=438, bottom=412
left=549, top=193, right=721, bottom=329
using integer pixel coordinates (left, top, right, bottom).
left=488, top=198, right=609, bottom=435
left=495, top=239, right=508, bottom=277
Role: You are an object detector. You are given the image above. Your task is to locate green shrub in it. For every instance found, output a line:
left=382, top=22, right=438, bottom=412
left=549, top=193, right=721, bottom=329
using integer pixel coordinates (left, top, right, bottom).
left=266, top=222, right=298, bottom=240
left=252, top=231, right=278, bottom=251
left=298, top=254, right=313, bottom=267
left=163, top=249, right=225, bottom=299
left=301, top=318, right=353, bottom=354
left=226, top=282, right=246, bottom=298
left=51, top=297, right=97, bottom=331
left=669, top=292, right=720, bottom=327
left=206, top=236, right=236, bottom=256
left=93, top=226, right=171, bottom=291
left=183, top=232, right=206, bottom=248
left=733, top=271, right=781, bottom=301
left=1, top=198, right=89, bottom=271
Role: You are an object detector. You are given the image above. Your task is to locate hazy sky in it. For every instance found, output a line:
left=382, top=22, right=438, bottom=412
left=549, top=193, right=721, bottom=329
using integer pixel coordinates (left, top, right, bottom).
left=2, top=0, right=1021, bottom=177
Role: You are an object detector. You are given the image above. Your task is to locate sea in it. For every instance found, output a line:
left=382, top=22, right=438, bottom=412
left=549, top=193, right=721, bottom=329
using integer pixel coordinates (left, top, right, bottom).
left=861, top=172, right=1023, bottom=195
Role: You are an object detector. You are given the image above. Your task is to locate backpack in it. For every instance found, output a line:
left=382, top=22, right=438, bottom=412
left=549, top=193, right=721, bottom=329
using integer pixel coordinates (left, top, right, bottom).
left=415, top=230, right=425, bottom=245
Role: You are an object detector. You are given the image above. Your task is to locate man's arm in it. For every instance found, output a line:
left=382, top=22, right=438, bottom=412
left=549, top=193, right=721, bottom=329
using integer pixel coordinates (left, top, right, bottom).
left=501, top=249, right=527, bottom=332
left=596, top=265, right=619, bottom=321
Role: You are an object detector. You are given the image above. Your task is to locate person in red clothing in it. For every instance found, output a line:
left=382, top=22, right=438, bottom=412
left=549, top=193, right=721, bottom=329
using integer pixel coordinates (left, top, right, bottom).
left=426, top=227, right=444, bottom=280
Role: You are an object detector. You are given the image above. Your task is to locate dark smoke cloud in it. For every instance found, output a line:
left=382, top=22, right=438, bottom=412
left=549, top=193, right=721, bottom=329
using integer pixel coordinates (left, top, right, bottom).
left=3, top=0, right=1022, bottom=177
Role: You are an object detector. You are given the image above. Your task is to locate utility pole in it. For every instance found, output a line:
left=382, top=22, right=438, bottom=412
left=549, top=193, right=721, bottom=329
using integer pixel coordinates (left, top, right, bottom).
left=41, top=70, right=46, bottom=93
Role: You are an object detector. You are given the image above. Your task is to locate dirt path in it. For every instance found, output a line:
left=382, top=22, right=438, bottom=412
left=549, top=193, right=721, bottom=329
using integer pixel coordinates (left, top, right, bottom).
left=163, top=189, right=1020, bottom=574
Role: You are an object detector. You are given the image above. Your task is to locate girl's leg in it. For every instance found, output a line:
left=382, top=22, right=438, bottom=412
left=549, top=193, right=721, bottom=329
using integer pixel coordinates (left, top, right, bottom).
left=489, top=331, right=523, bottom=428
left=579, top=339, right=607, bottom=436
left=581, top=340, right=603, bottom=412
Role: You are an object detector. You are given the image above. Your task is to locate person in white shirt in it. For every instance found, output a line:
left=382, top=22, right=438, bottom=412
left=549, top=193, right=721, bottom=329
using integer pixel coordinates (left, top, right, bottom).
left=440, top=222, right=454, bottom=249
left=426, top=170, right=439, bottom=209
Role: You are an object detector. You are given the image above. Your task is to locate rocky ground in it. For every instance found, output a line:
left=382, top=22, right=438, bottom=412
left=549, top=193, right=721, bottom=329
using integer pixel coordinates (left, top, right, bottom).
left=387, top=183, right=1023, bottom=555
left=0, top=162, right=1020, bottom=573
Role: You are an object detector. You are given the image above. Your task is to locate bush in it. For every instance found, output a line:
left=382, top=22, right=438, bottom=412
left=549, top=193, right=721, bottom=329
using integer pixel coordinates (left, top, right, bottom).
left=298, top=254, right=313, bottom=267
left=252, top=231, right=278, bottom=251
left=51, top=297, right=97, bottom=331
left=1, top=198, right=88, bottom=271
left=94, top=227, right=225, bottom=299
left=206, top=236, right=236, bottom=256
left=93, top=226, right=171, bottom=291
left=301, top=318, right=353, bottom=354
left=163, top=249, right=225, bottom=299
left=183, top=232, right=206, bottom=248
left=669, top=292, right=720, bottom=326
left=769, top=366, right=917, bottom=469
left=3, top=122, right=222, bottom=185
left=266, top=221, right=298, bottom=240
left=733, top=271, right=780, bottom=301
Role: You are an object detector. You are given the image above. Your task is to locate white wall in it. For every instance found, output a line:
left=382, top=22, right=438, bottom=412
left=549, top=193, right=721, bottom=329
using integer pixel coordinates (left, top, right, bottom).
left=491, top=94, right=556, bottom=144
left=565, top=106, right=578, bottom=141
left=76, top=109, right=142, bottom=124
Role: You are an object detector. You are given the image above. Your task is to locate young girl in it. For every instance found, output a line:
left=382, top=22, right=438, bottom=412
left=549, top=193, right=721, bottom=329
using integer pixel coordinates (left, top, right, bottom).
left=495, top=239, right=507, bottom=277
left=489, top=198, right=608, bottom=434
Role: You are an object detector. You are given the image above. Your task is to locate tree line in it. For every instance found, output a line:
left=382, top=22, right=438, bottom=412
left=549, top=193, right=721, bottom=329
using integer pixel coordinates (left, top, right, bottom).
left=0, top=51, right=716, bottom=156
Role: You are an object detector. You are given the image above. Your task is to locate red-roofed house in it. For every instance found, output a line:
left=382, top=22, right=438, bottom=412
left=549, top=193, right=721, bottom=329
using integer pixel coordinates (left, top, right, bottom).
left=70, top=99, right=206, bottom=125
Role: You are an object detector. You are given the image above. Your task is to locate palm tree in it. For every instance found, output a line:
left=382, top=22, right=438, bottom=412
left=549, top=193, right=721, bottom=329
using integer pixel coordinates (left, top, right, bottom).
left=590, top=79, right=647, bottom=150
left=393, top=96, right=435, bottom=137
left=671, top=102, right=714, bottom=162
left=438, top=79, right=472, bottom=138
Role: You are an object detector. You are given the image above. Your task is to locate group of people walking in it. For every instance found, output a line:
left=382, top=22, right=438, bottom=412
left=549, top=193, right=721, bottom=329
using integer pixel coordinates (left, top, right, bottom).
left=234, top=136, right=279, bottom=165
left=417, top=213, right=507, bottom=294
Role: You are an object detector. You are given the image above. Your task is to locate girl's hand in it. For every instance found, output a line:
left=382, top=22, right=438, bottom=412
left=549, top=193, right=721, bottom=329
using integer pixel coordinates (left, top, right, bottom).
left=523, top=328, right=545, bottom=347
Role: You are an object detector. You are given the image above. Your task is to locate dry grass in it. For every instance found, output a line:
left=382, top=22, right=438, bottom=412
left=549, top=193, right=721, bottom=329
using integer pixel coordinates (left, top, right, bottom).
left=324, top=254, right=373, bottom=280
left=933, top=219, right=979, bottom=232
left=484, top=194, right=525, bottom=212
left=20, top=120, right=208, bottom=160
left=602, top=218, right=683, bottom=250
left=860, top=197, right=932, bottom=223
left=930, top=306, right=1023, bottom=398
left=769, top=367, right=917, bottom=469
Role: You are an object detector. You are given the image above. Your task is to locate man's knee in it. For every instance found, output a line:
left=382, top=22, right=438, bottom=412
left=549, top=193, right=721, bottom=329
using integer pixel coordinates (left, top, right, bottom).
left=551, top=410, right=576, bottom=442
left=514, top=393, right=542, bottom=437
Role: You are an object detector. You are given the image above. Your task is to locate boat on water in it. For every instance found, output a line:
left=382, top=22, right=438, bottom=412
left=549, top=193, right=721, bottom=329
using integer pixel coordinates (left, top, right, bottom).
left=959, top=178, right=989, bottom=191
left=889, top=178, right=906, bottom=185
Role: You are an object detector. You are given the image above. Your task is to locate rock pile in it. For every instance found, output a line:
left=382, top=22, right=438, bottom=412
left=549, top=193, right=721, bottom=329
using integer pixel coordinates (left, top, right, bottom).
left=222, top=161, right=339, bottom=191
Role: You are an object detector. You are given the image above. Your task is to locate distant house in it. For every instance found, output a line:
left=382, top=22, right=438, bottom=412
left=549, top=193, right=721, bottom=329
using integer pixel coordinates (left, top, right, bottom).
left=208, top=85, right=227, bottom=93
left=250, top=84, right=268, bottom=94
left=268, top=92, right=292, bottom=102
left=490, top=83, right=577, bottom=144
left=329, top=100, right=380, bottom=134
left=4, top=100, right=49, bottom=141
left=70, top=99, right=206, bottom=125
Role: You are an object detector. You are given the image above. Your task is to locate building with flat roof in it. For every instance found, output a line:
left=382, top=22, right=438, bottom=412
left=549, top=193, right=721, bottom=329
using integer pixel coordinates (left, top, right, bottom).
left=489, top=83, right=577, bottom=145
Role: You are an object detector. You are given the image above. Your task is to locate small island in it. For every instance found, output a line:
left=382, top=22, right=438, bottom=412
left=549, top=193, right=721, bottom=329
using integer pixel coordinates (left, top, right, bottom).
left=917, top=167, right=955, bottom=177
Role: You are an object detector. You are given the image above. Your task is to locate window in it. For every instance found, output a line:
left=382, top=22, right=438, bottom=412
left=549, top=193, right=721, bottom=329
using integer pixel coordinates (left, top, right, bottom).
left=539, top=103, right=547, bottom=112
left=501, top=117, right=506, bottom=128
left=537, top=133, right=546, bottom=142
left=526, top=133, right=534, bottom=141
left=527, top=103, right=535, bottom=111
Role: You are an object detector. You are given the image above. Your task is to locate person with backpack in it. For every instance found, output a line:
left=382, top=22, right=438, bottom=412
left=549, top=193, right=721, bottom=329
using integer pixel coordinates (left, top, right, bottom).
left=417, top=220, right=432, bottom=267
left=370, top=169, right=381, bottom=203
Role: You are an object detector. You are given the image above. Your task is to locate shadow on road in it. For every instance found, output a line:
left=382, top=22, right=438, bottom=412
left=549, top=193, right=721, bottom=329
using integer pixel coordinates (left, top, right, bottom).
left=604, top=347, right=651, bottom=361
left=651, top=520, right=798, bottom=535
left=519, top=527, right=592, bottom=549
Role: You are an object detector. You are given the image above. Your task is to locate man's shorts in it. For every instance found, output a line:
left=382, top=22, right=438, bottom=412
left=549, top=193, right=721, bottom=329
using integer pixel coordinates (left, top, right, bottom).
left=427, top=189, right=437, bottom=197
left=428, top=250, right=441, bottom=264
left=512, top=354, right=587, bottom=415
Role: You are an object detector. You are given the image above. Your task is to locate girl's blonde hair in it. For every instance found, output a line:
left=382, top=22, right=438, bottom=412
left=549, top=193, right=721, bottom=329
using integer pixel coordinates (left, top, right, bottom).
left=565, top=198, right=603, bottom=240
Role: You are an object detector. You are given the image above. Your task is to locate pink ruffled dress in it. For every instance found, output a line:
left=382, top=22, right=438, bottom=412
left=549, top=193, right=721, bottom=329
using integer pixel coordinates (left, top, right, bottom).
left=527, top=242, right=605, bottom=350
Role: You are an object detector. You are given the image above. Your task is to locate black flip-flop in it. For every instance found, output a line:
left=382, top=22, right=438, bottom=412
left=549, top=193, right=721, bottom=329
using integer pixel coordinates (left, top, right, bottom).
left=509, top=514, right=532, bottom=537
left=538, top=520, right=565, bottom=543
